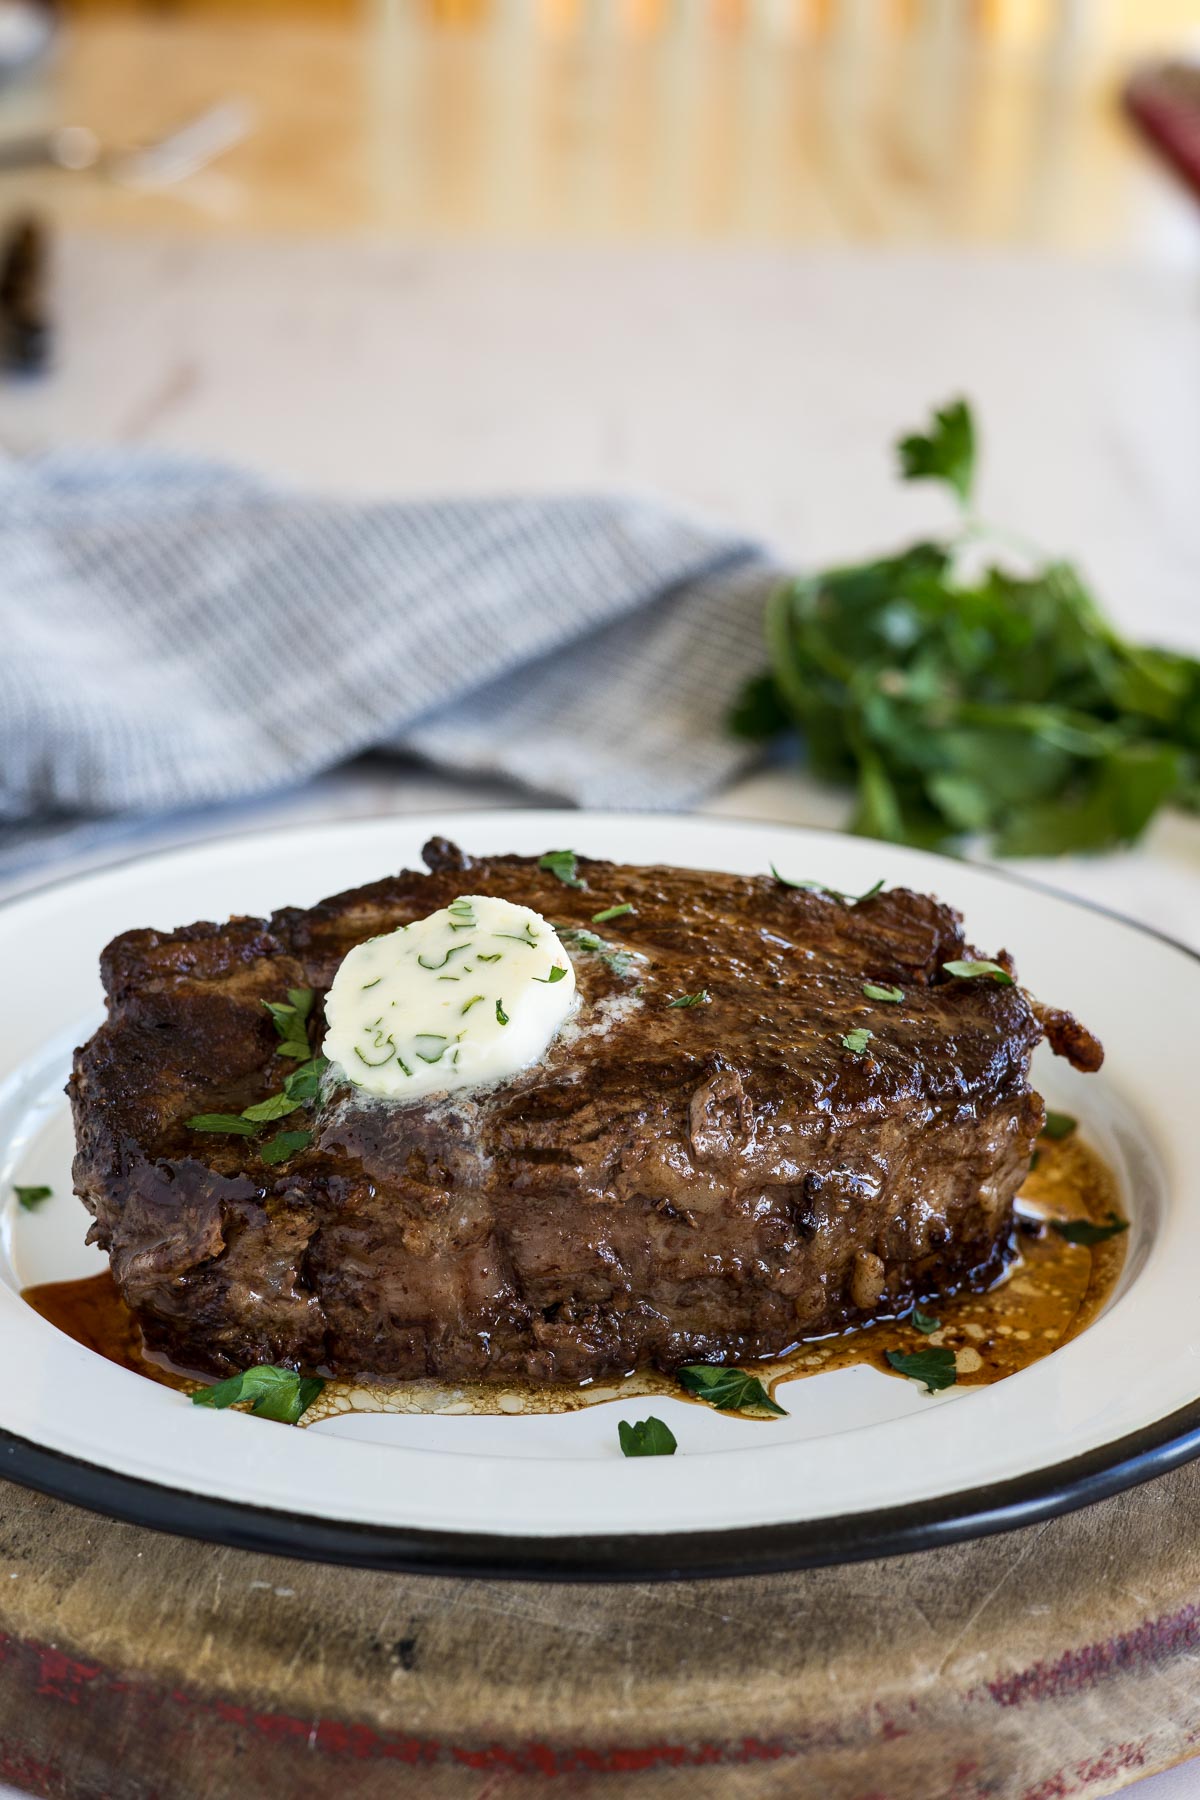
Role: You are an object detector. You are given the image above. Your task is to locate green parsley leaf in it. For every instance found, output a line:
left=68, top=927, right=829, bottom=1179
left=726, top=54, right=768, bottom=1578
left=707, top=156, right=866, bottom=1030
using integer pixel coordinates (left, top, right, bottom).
left=885, top=1346, right=957, bottom=1392
left=618, top=1416, right=678, bottom=1457
left=591, top=903, right=634, bottom=924
left=1050, top=1211, right=1128, bottom=1247
left=539, top=849, right=585, bottom=889
left=191, top=1364, right=324, bottom=1424
left=283, top=1056, right=328, bottom=1103
left=186, top=1113, right=260, bottom=1136
left=260, top=1129, right=313, bottom=1167
left=842, top=1027, right=873, bottom=1055
left=910, top=1308, right=940, bottom=1334
left=896, top=397, right=976, bottom=508
left=677, top=1365, right=787, bottom=1417
left=13, top=1185, right=51, bottom=1212
left=534, top=965, right=568, bottom=984
left=729, top=402, right=1200, bottom=858
left=863, top=982, right=904, bottom=1003
left=263, top=993, right=314, bottom=1061
left=729, top=669, right=792, bottom=741
left=942, top=960, right=1014, bottom=986
left=772, top=868, right=885, bottom=905
left=667, top=991, right=711, bottom=1009
left=1042, top=1109, right=1078, bottom=1140
left=496, top=999, right=509, bottom=1026
left=240, top=1091, right=304, bottom=1125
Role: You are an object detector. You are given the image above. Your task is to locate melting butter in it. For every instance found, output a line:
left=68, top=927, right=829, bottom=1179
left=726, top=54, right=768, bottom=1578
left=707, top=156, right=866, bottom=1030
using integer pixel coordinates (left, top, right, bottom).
left=323, top=894, right=576, bottom=1100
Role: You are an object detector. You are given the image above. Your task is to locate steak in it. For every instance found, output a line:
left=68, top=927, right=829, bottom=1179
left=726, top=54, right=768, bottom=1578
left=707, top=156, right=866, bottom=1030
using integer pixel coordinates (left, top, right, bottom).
left=68, top=839, right=1102, bottom=1384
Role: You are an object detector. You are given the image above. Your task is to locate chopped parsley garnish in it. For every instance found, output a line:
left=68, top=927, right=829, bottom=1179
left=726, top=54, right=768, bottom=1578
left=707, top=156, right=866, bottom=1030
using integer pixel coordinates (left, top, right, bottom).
left=240, top=1091, right=304, bottom=1125
left=188, top=1054, right=327, bottom=1146
left=260, top=1129, right=313, bottom=1167
left=910, top=1308, right=940, bottom=1334
left=897, top=396, right=975, bottom=505
left=772, top=869, right=885, bottom=905
left=13, top=1185, right=51, bottom=1212
left=841, top=1027, right=873, bottom=1055
left=186, top=1113, right=260, bottom=1136
left=558, top=926, right=644, bottom=978
left=192, top=1365, right=324, bottom=1424
left=592, top=903, right=634, bottom=924
left=618, top=1416, right=677, bottom=1457
left=539, top=849, right=585, bottom=889
left=862, top=982, right=904, bottom=1003
left=677, top=1365, right=787, bottom=1417
left=496, top=999, right=509, bottom=1026
left=283, top=1056, right=327, bottom=1102
left=534, top=965, right=567, bottom=984
left=262, top=988, right=314, bottom=1060
left=667, top=990, right=710, bottom=1009
left=417, top=945, right=471, bottom=970
left=1050, top=1211, right=1128, bottom=1246
left=1042, top=1110, right=1078, bottom=1140
left=732, top=400, right=1200, bottom=856
left=885, top=1346, right=957, bottom=1392
left=942, top=960, right=1014, bottom=986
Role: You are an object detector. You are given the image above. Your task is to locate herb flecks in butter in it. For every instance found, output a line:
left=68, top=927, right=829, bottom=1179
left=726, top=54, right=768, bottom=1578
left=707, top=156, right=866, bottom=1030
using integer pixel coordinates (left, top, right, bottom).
left=323, top=895, right=576, bottom=1102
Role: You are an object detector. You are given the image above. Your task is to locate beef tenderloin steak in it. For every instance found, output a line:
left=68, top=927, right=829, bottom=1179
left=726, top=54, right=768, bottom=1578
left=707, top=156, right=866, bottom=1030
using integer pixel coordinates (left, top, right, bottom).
left=68, top=839, right=1102, bottom=1383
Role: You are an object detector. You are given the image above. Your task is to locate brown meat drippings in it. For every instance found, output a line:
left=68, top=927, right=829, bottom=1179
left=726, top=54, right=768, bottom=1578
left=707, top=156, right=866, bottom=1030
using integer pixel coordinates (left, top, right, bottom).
left=23, top=1133, right=1124, bottom=1420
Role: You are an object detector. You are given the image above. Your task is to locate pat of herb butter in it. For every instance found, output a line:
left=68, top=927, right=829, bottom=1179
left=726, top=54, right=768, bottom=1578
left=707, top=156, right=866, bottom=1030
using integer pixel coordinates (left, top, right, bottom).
left=323, top=895, right=576, bottom=1100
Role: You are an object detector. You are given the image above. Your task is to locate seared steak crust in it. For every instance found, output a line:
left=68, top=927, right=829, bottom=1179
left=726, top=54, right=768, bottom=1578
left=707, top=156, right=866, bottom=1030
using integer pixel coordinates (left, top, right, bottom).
left=68, top=840, right=1101, bottom=1383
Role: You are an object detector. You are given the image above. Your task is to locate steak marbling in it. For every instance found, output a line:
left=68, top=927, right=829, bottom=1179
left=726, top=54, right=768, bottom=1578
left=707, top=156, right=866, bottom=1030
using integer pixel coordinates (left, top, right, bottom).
left=68, top=840, right=1102, bottom=1383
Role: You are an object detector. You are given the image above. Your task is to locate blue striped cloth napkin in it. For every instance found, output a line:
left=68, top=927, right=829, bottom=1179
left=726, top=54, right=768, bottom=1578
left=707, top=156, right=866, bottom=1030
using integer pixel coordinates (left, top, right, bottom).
left=0, top=453, right=782, bottom=879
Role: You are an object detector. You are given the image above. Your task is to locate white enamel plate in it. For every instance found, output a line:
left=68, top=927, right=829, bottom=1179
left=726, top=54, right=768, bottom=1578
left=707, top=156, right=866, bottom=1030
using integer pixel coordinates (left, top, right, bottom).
left=0, top=811, right=1195, bottom=1579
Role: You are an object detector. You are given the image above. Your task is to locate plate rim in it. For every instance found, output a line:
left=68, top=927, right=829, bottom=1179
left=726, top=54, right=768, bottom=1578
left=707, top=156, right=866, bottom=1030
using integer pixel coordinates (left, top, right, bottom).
left=5, top=1393, right=1200, bottom=1582
left=3, top=808, right=1198, bottom=1581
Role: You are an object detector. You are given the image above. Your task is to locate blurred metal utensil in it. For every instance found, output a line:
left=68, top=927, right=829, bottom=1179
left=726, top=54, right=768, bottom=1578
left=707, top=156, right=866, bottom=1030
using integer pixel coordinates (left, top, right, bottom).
left=109, top=99, right=254, bottom=189
left=0, top=99, right=254, bottom=188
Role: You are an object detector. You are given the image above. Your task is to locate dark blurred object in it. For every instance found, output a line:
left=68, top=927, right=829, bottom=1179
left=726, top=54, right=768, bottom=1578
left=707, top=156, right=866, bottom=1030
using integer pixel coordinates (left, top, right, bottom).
left=1124, top=61, right=1200, bottom=203
left=0, top=213, right=50, bottom=374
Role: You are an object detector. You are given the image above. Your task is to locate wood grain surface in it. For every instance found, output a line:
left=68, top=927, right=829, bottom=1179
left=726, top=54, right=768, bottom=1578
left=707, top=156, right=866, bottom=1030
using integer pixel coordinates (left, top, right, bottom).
left=0, top=1459, right=1198, bottom=1799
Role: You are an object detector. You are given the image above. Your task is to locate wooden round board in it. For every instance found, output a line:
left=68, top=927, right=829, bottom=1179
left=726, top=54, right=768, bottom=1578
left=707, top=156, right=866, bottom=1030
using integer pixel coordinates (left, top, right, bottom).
left=1, top=1464, right=1198, bottom=1799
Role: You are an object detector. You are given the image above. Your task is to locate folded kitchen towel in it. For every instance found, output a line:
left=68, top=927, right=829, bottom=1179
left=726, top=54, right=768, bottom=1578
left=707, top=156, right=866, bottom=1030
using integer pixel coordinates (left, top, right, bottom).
left=0, top=452, right=784, bottom=880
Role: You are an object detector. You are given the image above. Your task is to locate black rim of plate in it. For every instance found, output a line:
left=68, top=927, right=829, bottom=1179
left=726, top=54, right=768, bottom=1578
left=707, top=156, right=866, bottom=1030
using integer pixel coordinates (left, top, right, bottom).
left=3, top=810, right=1199, bottom=1582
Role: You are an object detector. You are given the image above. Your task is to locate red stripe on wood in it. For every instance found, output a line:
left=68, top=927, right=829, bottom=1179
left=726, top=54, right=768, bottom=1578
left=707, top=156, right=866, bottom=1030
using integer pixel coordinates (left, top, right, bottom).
left=986, top=1605, right=1200, bottom=1708
left=0, top=1611, right=1188, bottom=1790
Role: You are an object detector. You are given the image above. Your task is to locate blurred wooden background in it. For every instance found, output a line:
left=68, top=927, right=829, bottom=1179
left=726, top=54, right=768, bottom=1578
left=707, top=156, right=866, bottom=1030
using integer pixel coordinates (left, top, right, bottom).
left=0, top=0, right=1196, bottom=241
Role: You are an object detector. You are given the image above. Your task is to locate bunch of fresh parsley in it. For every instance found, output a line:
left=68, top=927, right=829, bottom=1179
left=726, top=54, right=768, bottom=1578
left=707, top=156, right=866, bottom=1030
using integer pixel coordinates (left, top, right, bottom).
left=732, top=400, right=1200, bottom=854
